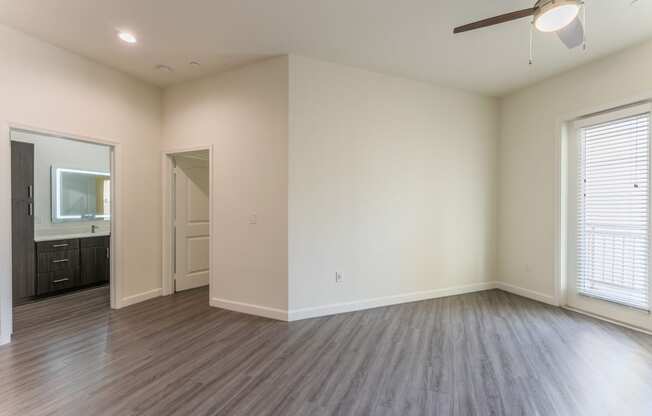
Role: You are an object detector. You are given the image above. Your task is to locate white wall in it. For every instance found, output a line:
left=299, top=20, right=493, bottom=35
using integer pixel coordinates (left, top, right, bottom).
left=498, top=39, right=652, bottom=303
left=11, top=130, right=111, bottom=237
left=288, top=56, right=498, bottom=315
left=163, top=57, right=289, bottom=313
left=0, top=25, right=162, bottom=343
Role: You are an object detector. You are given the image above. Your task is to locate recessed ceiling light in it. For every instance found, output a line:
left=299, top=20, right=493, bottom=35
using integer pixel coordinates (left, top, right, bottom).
left=117, top=31, right=137, bottom=44
left=156, top=64, right=174, bottom=72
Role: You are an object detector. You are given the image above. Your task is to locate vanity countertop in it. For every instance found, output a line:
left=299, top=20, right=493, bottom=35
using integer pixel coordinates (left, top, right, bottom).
left=35, top=232, right=110, bottom=242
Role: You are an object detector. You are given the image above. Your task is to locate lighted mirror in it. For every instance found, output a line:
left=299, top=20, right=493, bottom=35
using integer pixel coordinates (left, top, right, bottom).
left=51, top=167, right=111, bottom=222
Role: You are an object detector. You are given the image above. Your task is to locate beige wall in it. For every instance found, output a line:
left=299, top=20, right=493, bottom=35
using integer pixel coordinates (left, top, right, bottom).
left=498, top=39, right=652, bottom=302
left=288, top=56, right=498, bottom=313
left=162, top=57, right=289, bottom=312
left=0, top=25, right=162, bottom=342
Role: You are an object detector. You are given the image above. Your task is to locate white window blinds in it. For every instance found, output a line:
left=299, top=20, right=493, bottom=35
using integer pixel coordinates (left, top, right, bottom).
left=577, top=111, right=651, bottom=311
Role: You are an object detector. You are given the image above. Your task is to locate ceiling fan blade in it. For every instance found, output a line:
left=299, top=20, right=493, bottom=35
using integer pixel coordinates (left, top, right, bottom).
left=556, top=17, right=584, bottom=49
left=453, top=8, right=537, bottom=34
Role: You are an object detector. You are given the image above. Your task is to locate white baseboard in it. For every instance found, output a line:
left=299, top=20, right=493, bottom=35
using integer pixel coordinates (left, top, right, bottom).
left=210, top=297, right=289, bottom=321
left=0, top=332, right=10, bottom=346
left=287, top=281, right=498, bottom=321
left=209, top=281, right=559, bottom=323
left=562, top=305, right=652, bottom=336
left=495, top=282, right=558, bottom=306
left=120, top=288, right=162, bottom=308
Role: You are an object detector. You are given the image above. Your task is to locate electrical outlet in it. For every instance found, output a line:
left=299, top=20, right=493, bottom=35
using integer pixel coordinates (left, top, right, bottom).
left=249, top=214, right=257, bottom=224
left=335, top=272, right=343, bottom=283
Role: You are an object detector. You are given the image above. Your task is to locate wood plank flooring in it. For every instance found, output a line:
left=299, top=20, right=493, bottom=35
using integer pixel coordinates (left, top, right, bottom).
left=2, top=287, right=652, bottom=415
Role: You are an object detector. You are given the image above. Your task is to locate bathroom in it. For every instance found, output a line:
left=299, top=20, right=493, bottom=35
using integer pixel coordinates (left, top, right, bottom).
left=11, top=129, right=112, bottom=325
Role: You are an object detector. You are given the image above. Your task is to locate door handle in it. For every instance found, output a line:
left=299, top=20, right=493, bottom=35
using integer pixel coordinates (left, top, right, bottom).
left=52, top=278, right=69, bottom=284
left=52, top=259, right=69, bottom=263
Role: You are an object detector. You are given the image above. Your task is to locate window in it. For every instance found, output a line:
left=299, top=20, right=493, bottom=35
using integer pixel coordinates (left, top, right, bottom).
left=576, top=111, right=650, bottom=310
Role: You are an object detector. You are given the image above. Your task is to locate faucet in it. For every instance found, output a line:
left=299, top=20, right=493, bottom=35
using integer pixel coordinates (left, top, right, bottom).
left=91, top=224, right=99, bottom=234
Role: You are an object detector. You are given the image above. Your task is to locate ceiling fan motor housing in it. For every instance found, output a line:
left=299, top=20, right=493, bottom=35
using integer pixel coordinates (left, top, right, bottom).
left=534, top=0, right=578, bottom=8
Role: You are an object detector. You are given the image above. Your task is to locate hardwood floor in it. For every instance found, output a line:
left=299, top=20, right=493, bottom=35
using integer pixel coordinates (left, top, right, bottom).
left=2, top=287, right=652, bottom=416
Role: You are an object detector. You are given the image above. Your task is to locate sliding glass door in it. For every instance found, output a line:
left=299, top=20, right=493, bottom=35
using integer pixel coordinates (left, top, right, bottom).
left=567, top=103, right=652, bottom=330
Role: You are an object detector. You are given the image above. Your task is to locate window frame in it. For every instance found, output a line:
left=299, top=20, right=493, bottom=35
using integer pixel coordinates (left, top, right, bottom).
left=566, top=102, right=652, bottom=321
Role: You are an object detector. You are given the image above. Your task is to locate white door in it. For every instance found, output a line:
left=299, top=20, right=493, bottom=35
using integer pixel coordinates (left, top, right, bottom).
left=567, top=103, right=652, bottom=330
left=174, top=155, right=210, bottom=291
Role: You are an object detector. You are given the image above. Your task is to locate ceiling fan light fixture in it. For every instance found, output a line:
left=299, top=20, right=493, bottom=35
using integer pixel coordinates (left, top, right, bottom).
left=534, top=0, right=580, bottom=32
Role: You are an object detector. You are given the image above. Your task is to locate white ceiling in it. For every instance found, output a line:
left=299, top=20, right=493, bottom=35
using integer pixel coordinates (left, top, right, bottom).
left=0, top=0, right=650, bottom=96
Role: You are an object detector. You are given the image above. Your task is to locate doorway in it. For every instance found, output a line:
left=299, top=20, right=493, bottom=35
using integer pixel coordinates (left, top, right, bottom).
left=9, top=128, right=117, bottom=334
left=565, top=103, right=652, bottom=332
left=162, top=148, right=212, bottom=296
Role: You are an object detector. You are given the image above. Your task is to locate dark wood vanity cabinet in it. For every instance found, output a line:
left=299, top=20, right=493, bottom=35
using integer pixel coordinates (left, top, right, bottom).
left=36, top=239, right=80, bottom=296
left=80, top=236, right=110, bottom=286
left=35, top=236, right=109, bottom=297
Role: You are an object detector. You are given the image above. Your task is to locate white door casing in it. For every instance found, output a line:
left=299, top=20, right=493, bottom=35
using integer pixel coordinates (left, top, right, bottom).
left=174, top=155, right=210, bottom=291
left=566, top=103, right=652, bottom=331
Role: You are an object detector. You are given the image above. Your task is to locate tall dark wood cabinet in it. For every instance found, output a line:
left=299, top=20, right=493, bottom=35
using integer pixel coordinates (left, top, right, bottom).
left=11, top=141, right=36, bottom=305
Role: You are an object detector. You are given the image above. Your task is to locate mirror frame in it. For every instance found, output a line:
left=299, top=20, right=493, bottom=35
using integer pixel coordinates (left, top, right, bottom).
left=51, top=166, right=111, bottom=223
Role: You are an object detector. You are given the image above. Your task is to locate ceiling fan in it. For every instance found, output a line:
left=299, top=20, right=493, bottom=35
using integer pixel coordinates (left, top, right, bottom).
left=453, top=0, right=586, bottom=51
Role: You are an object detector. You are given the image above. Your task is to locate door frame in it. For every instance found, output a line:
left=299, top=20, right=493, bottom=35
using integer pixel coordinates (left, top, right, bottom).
left=555, top=95, right=652, bottom=333
left=161, top=145, right=214, bottom=298
left=1, top=122, right=122, bottom=344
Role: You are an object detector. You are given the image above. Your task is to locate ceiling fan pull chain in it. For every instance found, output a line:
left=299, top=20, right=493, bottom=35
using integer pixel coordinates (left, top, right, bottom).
left=582, top=1, right=587, bottom=51
left=529, top=20, right=534, bottom=65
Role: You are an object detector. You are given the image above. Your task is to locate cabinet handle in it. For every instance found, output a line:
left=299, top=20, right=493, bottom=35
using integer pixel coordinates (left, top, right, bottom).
left=52, top=259, right=69, bottom=263
left=106, top=247, right=110, bottom=259
left=52, top=244, right=69, bottom=248
left=27, top=185, right=33, bottom=199
left=27, top=203, right=33, bottom=217
left=52, top=278, right=69, bottom=284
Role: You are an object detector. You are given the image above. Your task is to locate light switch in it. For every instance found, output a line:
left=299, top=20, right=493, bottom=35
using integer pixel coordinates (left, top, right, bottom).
left=249, top=214, right=257, bottom=224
